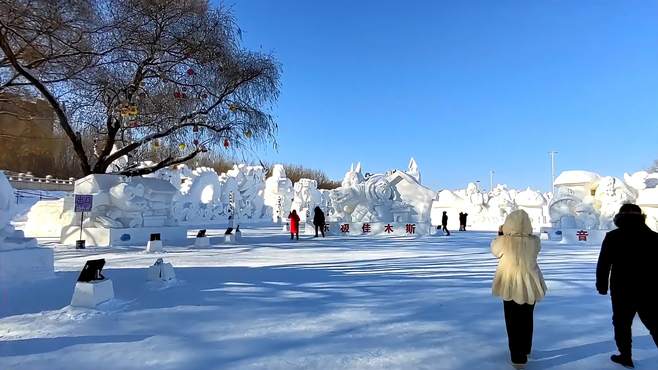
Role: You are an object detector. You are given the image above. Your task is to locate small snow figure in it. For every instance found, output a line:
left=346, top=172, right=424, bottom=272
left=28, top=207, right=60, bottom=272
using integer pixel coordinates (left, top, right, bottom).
left=405, top=224, right=416, bottom=234
left=362, top=223, right=371, bottom=233
left=577, top=230, right=589, bottom=241
left=384, top=224, right=394, bottom=234
left=340, top=224, right=350, bottom=233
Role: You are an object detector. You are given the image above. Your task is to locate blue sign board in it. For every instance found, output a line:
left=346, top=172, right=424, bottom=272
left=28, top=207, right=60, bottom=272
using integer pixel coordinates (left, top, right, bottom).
left=74, top=194, right=93, bottom=212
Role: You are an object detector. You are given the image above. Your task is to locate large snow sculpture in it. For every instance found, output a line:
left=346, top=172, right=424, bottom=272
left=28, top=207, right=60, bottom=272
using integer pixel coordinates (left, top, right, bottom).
left=515, top=188, right=547, bottom=227
left=324, top=160, right=435, bottom=234
left=60, top=174, right=186, bottom=246
left=291, top=178, right=323, bottom=223
left=0, top=171, right=54, bottom=283
left=263, top=164, right=294, bottom=222
left=594, top=176, right=637, bottom=229
left=549, top=171, right=601, bottom=230
left=173, top=167, right=226, bottom=224
left=226, top=164, right=267, bottom=221
left=406, top=157, right=421, bottom=184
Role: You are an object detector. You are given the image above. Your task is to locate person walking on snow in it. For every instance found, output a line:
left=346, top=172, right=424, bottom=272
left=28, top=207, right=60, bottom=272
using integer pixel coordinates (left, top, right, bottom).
left=458, top=212, right=465, bottom=231
left=492, top=210, right=547, bottom=368
left=441, top=211, right=451, bottom=236
left=313, top=206, right=326, bottom=238
left=288, top=210, right=300, bottom=240
left=463, top=212, right=468, bottom=231
left=596, top=203, right=658, bottom=369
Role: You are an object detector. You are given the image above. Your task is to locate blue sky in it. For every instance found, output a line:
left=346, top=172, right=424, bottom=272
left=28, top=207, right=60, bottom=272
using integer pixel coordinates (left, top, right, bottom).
left=227, top=0, right=658, bottom=191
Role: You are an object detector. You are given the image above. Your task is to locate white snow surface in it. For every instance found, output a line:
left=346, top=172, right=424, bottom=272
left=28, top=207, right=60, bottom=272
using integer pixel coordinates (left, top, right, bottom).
left=1, top=228, right=657, bottom=370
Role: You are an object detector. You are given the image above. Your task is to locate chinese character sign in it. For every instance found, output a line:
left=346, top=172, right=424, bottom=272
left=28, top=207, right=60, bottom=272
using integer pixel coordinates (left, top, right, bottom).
left=384, top=224, right=394, bottom=234
left=405, top=224, right=416, bottom=234
left=74, top=194, right=93, bottom=212
left=576, top=230, right=589, bottom=241
left=362, top=223, right=371, bottom=233
left=340, top=224, right=350, bottom=233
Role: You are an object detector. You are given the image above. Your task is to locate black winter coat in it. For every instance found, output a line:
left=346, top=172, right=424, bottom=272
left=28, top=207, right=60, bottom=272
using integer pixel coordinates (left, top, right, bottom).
left=313, top=208, right=325, bottom=226
left=596, top=221, right=658, bottom=298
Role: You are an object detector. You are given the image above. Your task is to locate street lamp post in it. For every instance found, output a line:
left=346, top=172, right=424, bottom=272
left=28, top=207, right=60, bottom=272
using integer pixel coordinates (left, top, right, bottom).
left=549, top=151, right=558, bottom=194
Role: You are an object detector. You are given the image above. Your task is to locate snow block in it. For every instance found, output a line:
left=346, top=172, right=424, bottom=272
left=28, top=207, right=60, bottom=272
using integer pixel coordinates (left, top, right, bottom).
left=146, top=240, right=163, bottom=253
left=60, top=226, right=187, bottom=247
left=147, top=260, right=176, bottom=281
left=559, top=229, right=606, bottom=245
left=70, top=279, right=114, bottom=308
left=194, top=236, right=210, bottom=248
left=0, top=246, right=54, bottom=284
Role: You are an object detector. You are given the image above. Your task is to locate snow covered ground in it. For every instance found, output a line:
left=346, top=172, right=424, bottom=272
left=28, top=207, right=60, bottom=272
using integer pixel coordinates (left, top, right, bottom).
left=1, top=228, right=657, bottom=370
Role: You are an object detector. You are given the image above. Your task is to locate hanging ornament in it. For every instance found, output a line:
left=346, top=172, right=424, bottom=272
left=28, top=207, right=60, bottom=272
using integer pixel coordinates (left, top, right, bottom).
left=244, top=129, right=252, bottom=138
left=129, top=105, right=138, bottom=116
left=201, top=93, right=208, bottom=99
left=223, top=138, right=230, bottom=148
left=193, top=139, right=199, bottom=145
left=187, top=68, right=195, bottom=76
left=178, top=143, right=186, bottom=151
left=120, top=107, right=130, bottom=117
left=153, top=139, right=160, bottom=148
left=193, top=125, right=199, bottom=132
left=174, top=91, right=182, bottom=99
left=228, top=104, right=238, bottom=112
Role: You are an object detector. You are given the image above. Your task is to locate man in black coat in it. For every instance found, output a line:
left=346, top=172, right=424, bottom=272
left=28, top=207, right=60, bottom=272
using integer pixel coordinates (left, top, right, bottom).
left=313, top=206, right=326, bottom=238
left=441, top=211, right=450, bottom=236
left=596, top=203, right=658, bottom=369
left=458, top=212, right=464, bottom=231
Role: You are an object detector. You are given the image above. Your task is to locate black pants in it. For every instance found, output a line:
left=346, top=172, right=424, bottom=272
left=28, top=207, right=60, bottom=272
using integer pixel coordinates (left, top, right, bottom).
left=611, top=295, right=658, bottom=356
left=442, top=224, right=450, bottom=236
left=314, top=224, right=325, bottom=237
left=290, top=232, right=298, bottom=240
left=504, top=300, right=535, bottom=358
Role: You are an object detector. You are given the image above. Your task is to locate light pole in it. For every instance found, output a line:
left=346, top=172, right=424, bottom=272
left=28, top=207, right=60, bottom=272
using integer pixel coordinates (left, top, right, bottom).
left=489, top=170, right=495, bottom=192
left=549, top=151, right=558, bottom=194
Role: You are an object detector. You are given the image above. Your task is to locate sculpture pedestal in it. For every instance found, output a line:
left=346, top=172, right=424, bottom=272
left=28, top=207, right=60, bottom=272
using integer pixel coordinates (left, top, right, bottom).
left=60, top=226, right=187, bottom=247
left=146, top=240, right=163, bottom=253
left=70, top=279, right=114, bottom=308
left=0, top=245, right=54, bottom=284
left=194, top=236, right=210, bottom=248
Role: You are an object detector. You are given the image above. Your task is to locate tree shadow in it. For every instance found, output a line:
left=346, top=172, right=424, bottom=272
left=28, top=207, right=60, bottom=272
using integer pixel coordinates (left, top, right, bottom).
left=0, top=334, right=151, bottom=357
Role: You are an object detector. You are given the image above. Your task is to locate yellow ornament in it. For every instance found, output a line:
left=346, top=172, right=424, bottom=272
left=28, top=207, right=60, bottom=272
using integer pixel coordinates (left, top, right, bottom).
left=244, top=129, right=252, bottom=138
left=178, top=143, right=186, bottom=151
left=229, top=104, right=238, bottom=112
left=129, top=105, right=138, bottom=116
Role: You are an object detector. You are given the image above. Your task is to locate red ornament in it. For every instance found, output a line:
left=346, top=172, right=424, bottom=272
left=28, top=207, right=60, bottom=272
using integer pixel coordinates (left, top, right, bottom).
left=187, top=68, right=195, bottom=76
left=174, top=91, right=182, bottom=99
left=223, top=138, right=230, bottom=148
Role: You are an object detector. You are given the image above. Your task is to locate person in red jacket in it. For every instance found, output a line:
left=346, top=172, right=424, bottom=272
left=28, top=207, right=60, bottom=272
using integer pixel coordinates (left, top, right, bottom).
left=288, top=210, right=300, bottom=240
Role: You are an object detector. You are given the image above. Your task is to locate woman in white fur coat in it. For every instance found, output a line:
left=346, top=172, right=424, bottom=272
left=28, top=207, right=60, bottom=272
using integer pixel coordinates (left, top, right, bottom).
left=492, top=210, right=547, bottom=368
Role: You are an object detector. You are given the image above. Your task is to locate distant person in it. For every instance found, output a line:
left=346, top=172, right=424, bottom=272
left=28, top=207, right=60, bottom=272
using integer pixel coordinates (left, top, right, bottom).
left=492, top=210, right=547, bottom=368
left=459, top=212, right=465, bottom=231
left=313, top=206, right=326, bottom=238
left=442, top=211, right=450, bottom=236
left=596, top=203, right=658, bottom=369
left=288, top=210, right=300, bottom=240
left=463, top=212, right=468, bottom=231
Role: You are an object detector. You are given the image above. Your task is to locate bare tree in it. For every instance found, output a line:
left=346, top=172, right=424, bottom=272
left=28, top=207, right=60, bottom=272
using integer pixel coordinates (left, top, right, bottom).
left=0, top=0, right=280, bottom=176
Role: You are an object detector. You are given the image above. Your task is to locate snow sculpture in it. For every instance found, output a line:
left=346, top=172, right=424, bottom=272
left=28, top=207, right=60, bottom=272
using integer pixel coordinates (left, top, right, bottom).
left=60, top=174, right=186, bottom=246
left=325, top=160, right=435, bottom=232
left=23, top=197, right=76, bottom=238
left=173, top=167, right=225, bottom=224
left=549, top=171, right=602, bottom=230
left=406, top=157, right=421, bottom=184
left=0, top=171, right=54, bottom=283
left=291, top=178, right=323, bottom=223
left=515, top=188, right=547, bottom=227
left=263, top=164, right=294, bottom=222
left=488, top=185, right=516, bottom=222
left=594, top=176, right=637, bottom=229
left=226, top=164, right=267, bottom=220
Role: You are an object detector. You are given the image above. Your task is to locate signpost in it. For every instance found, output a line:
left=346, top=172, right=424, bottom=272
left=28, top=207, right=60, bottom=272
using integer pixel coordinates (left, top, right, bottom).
left=74, top=194, right=93, bottom=249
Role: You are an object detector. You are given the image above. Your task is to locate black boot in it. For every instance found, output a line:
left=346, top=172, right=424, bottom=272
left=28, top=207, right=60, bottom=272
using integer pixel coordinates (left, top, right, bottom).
left=611, top=354, right=634, bottom=369
left=510, top=353, right=527, bottom=368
